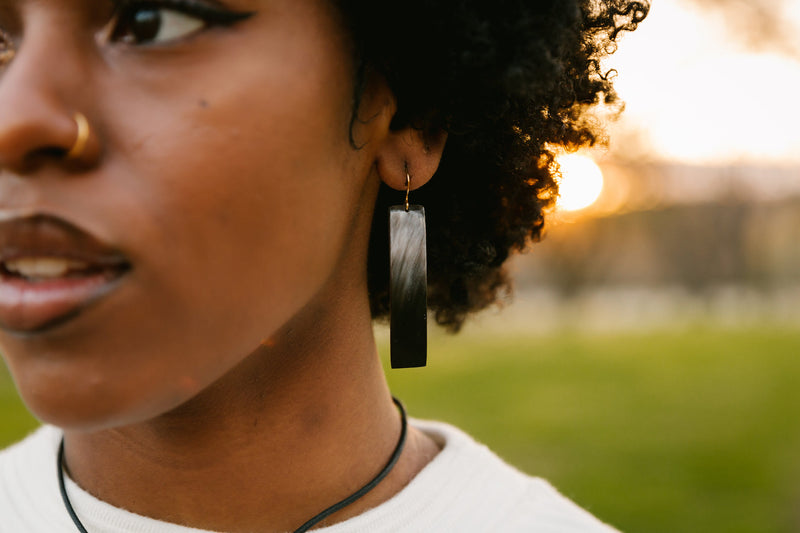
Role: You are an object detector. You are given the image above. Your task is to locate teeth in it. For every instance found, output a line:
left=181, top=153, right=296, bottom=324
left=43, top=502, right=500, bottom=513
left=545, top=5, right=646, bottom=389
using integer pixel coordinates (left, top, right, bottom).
left=4, top=257, right=90, bottom=279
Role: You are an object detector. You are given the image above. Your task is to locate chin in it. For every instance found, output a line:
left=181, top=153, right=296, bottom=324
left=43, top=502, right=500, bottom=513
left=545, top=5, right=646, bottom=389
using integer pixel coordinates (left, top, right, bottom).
left=17, top=376, right=186, bottom=433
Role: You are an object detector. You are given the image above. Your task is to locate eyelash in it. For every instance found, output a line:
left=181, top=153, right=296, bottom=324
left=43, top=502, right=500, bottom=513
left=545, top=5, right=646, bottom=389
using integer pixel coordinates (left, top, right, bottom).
left=108, top=0, right=253, bottom=44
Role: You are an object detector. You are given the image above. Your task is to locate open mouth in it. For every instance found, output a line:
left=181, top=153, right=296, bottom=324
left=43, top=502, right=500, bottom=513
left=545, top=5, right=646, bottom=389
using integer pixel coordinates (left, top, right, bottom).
left=0, top=216, right=132, bottom=334
left=0, top=256, right=132, bottom=334
left=0, top=256, right=129, bottom=283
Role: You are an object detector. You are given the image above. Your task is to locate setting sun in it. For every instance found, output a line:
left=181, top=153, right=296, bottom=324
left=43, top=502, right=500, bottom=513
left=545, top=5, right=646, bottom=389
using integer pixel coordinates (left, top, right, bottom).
left=555, top=154, right=605, bottom=212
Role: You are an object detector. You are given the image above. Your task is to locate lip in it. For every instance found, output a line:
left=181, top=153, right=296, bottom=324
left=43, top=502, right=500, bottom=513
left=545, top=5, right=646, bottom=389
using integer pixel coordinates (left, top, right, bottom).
left=0, top=215, right=130, bottom=334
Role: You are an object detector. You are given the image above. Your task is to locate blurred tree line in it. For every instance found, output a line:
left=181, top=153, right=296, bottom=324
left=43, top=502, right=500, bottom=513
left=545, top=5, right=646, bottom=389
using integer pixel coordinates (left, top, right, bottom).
left=516, top=197, right=800, bottom=296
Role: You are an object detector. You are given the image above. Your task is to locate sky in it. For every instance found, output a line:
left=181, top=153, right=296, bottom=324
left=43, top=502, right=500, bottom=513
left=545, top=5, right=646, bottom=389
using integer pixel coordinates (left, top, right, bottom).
left=604, top=0, right=800, bottom=166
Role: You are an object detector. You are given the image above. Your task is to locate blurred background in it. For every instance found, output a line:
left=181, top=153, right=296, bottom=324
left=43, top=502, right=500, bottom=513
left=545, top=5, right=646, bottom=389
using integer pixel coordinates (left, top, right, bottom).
left=2, top=1, right=799, bottom=533
left=385, top=2, right=800, bottom=533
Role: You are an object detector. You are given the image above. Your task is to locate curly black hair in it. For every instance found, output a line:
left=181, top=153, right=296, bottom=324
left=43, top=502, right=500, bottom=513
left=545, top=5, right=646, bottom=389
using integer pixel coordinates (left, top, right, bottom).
left=336, top=0, right=649, bottom=332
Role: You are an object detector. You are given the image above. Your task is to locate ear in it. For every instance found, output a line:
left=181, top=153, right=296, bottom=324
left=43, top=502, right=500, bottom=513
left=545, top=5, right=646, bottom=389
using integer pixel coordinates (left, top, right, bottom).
left=375, top=123, right=448, bottom=192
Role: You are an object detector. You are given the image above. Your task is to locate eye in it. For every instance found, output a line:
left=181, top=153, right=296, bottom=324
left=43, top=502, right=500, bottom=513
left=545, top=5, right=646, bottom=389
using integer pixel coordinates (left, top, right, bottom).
left=106, top=1, right=254, bottom=46
left=110, top=6, right=205, bottom=45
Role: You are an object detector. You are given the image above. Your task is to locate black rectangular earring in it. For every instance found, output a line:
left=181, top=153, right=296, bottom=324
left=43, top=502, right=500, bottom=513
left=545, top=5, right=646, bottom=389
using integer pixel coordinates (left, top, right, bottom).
left=388, top=167, right=427, bottom=368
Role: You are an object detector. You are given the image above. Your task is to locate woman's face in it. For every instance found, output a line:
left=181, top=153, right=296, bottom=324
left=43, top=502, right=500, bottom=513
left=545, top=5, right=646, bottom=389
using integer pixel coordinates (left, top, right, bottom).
left=0, top=0, right=390, bottom=429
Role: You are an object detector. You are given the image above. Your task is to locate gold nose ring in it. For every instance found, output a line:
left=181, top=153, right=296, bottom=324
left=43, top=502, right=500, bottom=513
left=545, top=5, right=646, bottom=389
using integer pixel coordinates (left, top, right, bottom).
left=66, top=112, right=90, bottom=160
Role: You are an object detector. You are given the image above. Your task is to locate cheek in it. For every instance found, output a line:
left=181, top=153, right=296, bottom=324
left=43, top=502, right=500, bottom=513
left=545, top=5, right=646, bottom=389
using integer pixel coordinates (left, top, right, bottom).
left=119, top=24, right=358, bottom=304
left=132, top=85, right=357, bottom=327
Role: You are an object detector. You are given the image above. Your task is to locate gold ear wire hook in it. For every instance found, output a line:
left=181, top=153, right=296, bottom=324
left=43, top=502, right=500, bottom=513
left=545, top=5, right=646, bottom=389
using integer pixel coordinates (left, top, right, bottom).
left=404, top=165, right=411, bottom=212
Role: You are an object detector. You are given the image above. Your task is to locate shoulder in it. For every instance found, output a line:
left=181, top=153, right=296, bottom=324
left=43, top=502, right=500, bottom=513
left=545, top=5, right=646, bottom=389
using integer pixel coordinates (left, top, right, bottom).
left=0, top=426, right=76, bottom=531
left=416, top=420, right=619, bottom=532
left=320, top=420, right=620, bottom=533
left=0, top=423, right=620, bottom=533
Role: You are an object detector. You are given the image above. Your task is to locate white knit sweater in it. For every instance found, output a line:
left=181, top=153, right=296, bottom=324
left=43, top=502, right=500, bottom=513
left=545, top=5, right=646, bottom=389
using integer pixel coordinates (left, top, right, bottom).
left=0, top=421, right=619, bottom=532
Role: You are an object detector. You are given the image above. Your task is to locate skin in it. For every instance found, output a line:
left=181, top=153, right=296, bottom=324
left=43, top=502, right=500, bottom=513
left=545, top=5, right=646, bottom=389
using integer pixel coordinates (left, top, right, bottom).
left=0, top=0, right=445, bottom=531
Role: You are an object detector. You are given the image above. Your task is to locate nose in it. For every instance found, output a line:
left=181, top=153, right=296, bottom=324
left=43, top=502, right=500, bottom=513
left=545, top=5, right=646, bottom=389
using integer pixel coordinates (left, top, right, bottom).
left=0, top=26, right=100, bottom=174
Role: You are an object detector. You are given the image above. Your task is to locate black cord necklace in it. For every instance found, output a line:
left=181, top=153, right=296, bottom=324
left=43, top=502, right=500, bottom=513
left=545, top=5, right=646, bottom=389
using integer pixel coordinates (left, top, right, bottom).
left=58, top=397, right=408, bottom=533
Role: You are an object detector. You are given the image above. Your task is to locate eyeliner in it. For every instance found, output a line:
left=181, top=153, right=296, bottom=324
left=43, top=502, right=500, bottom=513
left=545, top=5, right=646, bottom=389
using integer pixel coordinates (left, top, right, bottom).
left=111, top=0, right=255, bottom=26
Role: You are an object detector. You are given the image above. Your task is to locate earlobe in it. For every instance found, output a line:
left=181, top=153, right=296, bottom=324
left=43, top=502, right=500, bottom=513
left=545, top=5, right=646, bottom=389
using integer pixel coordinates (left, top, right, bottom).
left=376, top=126, right=447, bottom=191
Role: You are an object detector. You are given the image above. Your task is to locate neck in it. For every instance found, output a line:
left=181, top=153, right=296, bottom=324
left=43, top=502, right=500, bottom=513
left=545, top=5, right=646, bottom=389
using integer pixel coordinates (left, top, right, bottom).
left=61, top=291, right=424, bottom=533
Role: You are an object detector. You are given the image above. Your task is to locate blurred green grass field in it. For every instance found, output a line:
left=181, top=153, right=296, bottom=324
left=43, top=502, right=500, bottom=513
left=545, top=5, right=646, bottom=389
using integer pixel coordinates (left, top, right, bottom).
left=382, top=327, right=800, bottom=533
left=3, top=327, right=800, bottom=533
